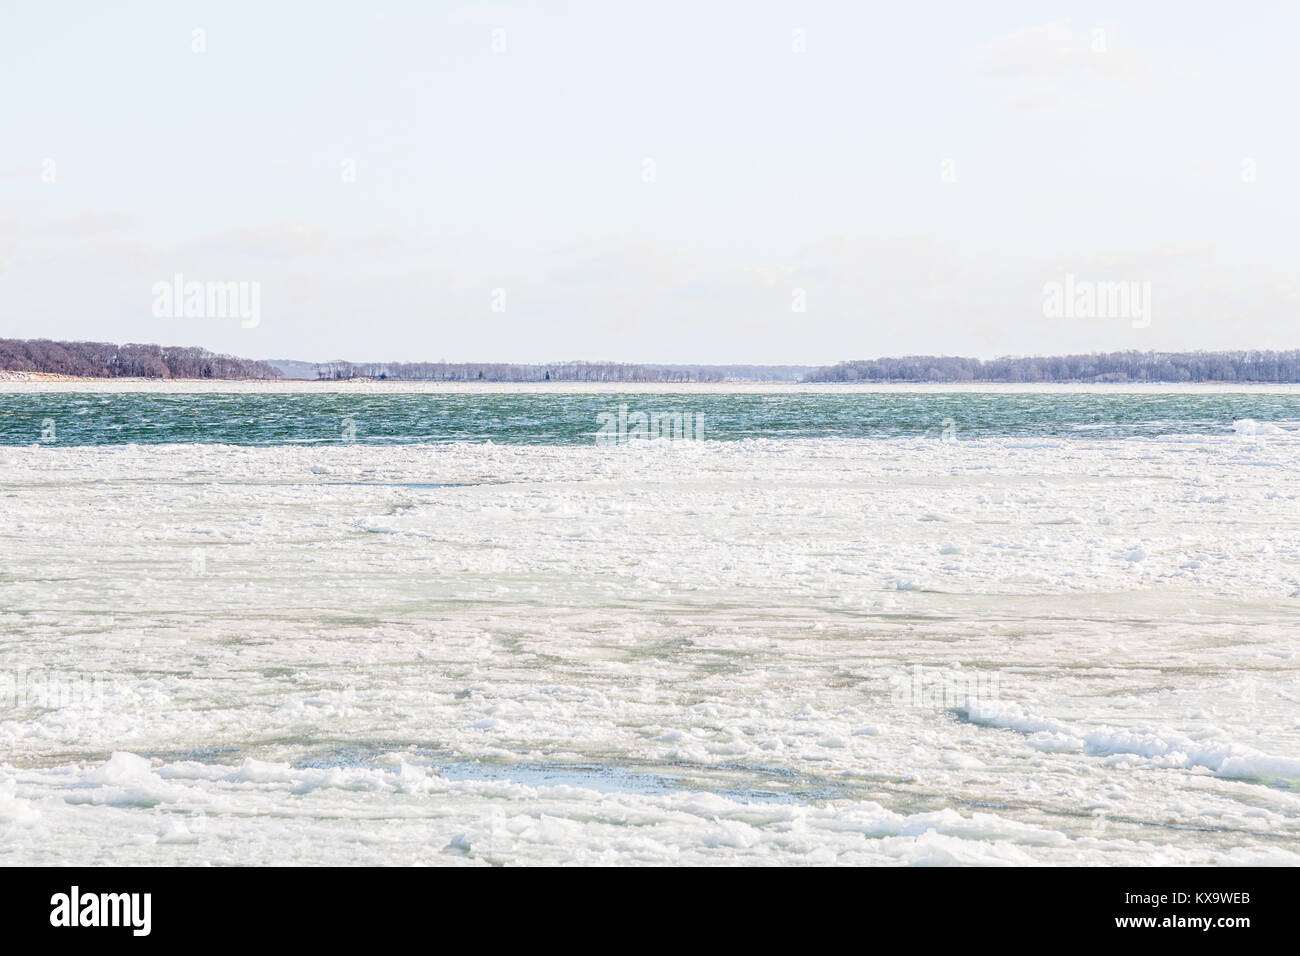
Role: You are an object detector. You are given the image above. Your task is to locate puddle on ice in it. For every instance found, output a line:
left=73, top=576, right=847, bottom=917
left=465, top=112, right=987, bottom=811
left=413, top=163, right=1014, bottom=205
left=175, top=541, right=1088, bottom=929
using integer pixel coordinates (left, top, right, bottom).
left=438, top=761, right=679, bottom=796
left=432, top=760, right=853, bottom=804
left=280, top=744, right=849, bottom=805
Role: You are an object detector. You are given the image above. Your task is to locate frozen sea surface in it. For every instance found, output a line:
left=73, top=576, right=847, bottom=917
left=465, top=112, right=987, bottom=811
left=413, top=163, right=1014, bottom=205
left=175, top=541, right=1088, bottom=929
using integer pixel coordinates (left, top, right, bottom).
left=1, top=434, right=1299, bottom=864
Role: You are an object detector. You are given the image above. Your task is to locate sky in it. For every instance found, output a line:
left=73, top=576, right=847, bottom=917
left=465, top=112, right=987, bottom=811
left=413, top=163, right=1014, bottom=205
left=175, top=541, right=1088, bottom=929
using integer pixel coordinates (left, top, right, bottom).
left=2, top=1, right=1298, bottom=365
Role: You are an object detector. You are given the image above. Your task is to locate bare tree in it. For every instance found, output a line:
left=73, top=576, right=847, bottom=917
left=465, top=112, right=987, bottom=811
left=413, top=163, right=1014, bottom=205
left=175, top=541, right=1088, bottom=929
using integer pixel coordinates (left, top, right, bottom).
left=0, top=339, right=281, bottom=380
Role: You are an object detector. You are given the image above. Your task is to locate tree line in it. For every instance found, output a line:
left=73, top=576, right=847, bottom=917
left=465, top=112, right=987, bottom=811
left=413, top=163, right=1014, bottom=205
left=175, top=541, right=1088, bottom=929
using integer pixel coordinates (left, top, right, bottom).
left=11, top=339, right=1300, bottom=383
left=0, top=339, right=281, bottom=379
left=804, top=350, right=1300, bottom=383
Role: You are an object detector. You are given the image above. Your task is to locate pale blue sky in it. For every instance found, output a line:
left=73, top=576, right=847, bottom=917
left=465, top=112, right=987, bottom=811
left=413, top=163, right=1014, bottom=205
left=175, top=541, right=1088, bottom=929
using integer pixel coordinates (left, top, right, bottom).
left=2, top=1, right=1298, bottom=363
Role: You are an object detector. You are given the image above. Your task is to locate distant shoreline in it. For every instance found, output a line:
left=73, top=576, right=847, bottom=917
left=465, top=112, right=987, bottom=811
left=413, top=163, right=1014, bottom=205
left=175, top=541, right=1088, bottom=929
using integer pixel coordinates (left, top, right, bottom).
left=8, top=376, right=1300, bottom=395
left=10, top=340, right=1300, bottom=387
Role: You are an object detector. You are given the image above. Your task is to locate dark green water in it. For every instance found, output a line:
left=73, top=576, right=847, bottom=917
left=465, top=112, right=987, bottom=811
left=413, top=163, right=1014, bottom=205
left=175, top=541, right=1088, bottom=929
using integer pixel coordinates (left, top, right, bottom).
left=1, top=392, right=1297, bottom=446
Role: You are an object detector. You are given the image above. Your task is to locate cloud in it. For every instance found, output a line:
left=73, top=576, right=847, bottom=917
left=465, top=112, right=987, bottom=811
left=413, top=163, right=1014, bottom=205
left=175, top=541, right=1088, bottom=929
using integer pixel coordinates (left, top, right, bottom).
left=183, top=221, right=330, bottom=259
left=742, top=266, right=795, bottom=289
left=967, top=22, right=1153, bottom=78
left=0, top=162, right=43, bottom=182
left=964, top=22, right=1158, bottom=113
left=450, top=3, right=517, bottom=25
left=34, top=210, right=134, bottom=238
